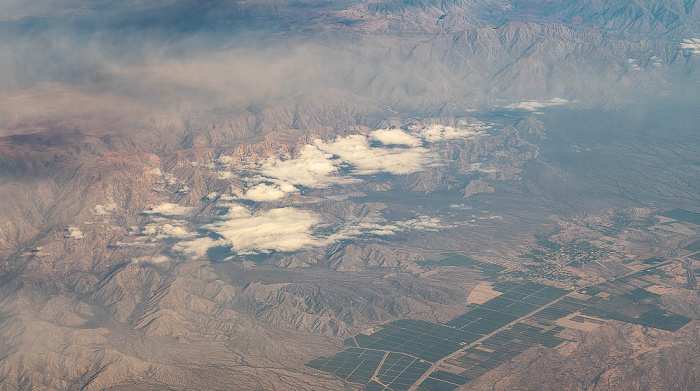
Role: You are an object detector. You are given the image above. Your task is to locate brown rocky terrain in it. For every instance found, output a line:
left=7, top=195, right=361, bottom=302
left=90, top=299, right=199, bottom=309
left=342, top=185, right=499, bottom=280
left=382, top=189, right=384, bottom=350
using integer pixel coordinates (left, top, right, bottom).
left=0, top=0, right=699, bottom=390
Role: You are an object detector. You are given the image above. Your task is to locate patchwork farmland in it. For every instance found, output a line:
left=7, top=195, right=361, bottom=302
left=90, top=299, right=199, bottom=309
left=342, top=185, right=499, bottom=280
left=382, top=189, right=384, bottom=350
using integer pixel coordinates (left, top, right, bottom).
left=307, top=256, right=694, bottom=391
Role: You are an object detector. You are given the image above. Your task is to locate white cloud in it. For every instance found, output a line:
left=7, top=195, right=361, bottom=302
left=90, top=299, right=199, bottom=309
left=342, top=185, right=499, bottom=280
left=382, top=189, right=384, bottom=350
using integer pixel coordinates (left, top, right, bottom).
left=626, top=58, right=641, bottom=71
left=159, top=203, right=457, bottom=258
left=142, top=222, right=195, bottom=239
left=218, top=203, right=251, bottom=218
left=172, top=205, right=322, bottom=257
left=66, top=226, right=84, bottom=239
left=258, top=144, right=348, bottom=188
left=164, top=173, right=180, bottom=186
left=173, top=237, right=225, bottom=257
left=94, top=199, right=117, bottom=215
left=326, top=214, right=399, bottom=241
left=138, top=123, right=489, bottom=256
left=314, top=134, right=434, bottom=175
left=203, top=206, right=321, bottom=253
left=396, top=215, right=453, bottom=231
left=241, top=124, right=494, bottom=203
left=217, top=171, right=233, bottom=179
left=681, top=38, right=700, bottom=55
left=257, top=131, right=434, bottom=190
left=370, top=128, right=422, bottom=147
left=217, top=155, right=234, bottom=165
left=417, top=122, right=489, bottom=143
left=506, top=98, right=569, bottom=112
left=239, top=183, right=297, bottom=202
left=132, top=255, right=170, bottom=264
left=326, top=213, right=454, bottom=242
left=469, top=162, right=499, bottom=173
left=143, top=202, right=195, bottom=216
left=256, top=125, right=484, bottom=194
left=217, top=193, right=239, bottom=202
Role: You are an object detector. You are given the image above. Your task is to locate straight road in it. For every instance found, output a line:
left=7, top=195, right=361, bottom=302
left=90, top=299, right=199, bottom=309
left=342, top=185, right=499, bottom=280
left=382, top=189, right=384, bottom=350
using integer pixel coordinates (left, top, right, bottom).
left=405, top=259, right=676, bottom=391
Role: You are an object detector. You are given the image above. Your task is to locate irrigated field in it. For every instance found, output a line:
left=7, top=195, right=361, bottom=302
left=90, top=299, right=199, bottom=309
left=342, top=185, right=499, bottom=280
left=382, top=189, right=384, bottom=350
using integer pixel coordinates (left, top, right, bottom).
left=307, top=257, right=694, bottom=391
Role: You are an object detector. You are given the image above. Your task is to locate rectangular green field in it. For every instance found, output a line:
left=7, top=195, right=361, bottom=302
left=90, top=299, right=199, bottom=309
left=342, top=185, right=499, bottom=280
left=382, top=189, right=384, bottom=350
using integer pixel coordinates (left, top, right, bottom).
left=353, top=319, right=481, bottom=362
left=418, top=253, right=506, bottom=278
left=377, top=356, right=431, bottom=391
left=661, top=209, right=700, bottom=225
left=684, top=239, right=700, bottom=253
left=429, top=370, right=469, bottom=385
left=306, top=347, right=386, bottom=384
left=417, top=377, right=460, bottom=391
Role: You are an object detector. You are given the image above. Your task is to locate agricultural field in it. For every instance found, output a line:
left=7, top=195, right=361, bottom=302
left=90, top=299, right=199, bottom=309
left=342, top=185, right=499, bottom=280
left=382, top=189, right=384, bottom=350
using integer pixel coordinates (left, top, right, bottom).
left=683, top=239, right=700, bottom=253
left=418, top=254, right=506, bottom=279
left=661, top=209, right=700, bottom=226
left=307, top=262, right=695, bottom=390
left=347, top=320, right=481, bottom=362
